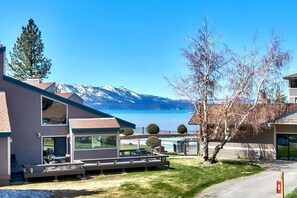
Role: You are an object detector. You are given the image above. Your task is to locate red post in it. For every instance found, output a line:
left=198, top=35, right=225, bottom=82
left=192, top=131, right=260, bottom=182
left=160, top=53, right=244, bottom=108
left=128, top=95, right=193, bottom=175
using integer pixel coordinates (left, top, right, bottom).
left=276, top=180, right=281, bottom=194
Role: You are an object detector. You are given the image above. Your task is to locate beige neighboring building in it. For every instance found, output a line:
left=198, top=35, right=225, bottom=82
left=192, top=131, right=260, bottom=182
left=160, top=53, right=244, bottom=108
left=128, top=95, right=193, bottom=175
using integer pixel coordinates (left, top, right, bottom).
left=189, top=76, right=297, bottom=160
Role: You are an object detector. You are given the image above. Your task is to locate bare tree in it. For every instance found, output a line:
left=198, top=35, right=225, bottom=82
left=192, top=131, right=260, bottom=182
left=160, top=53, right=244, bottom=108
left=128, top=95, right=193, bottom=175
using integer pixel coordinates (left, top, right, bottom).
left=167, top=18, right=228, bottom=161
left=209, top=32, right=291, bottom=163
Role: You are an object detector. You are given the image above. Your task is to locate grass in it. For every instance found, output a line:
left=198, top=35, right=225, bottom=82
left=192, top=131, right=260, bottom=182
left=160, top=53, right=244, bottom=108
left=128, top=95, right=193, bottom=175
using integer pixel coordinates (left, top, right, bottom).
left=286, top=188, right=297, bottom=198
left=2, top=158, right=263, bottom=198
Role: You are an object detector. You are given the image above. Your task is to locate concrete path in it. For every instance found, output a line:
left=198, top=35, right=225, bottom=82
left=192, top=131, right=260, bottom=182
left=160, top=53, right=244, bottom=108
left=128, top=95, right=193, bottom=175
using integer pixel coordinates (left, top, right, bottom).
left=196, top=161, right=297, bottom=198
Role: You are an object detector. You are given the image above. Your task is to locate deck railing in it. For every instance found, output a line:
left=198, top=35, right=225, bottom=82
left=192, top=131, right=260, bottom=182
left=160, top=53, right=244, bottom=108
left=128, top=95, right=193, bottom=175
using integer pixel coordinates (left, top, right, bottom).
left=22, top=160, right=85, bottom=183
left=22, top=154, right=169, bottom=183
left=81, top=154, right=169, bottom=174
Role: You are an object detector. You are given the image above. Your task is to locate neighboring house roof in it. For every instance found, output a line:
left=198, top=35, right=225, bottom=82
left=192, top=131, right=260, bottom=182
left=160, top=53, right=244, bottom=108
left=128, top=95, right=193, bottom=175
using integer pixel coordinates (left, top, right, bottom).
left=57, top=92, right=83, bottom=102
left=32, top=82, right=55, bottom=90
left=283, top=73, right=297, bottom=80
left=70, top=118, right=120, bottom=129
left=189, top=103, right=297, bottom=127
left=0, top=92, right=11, bottom=135
left=56, top=92, right=74, bottom=99
left=3, top=75, right=135, bottom=128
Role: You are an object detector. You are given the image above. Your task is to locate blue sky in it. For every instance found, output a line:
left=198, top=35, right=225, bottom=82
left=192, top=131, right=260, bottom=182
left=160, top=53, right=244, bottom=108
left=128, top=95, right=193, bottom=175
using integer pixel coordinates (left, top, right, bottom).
left=1, top=0, right=297, bottom=99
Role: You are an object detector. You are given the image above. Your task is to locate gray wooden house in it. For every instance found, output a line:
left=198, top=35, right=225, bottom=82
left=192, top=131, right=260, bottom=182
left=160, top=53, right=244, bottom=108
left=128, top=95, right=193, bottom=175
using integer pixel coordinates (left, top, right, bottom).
left=0, top=45, right=135, bottom=185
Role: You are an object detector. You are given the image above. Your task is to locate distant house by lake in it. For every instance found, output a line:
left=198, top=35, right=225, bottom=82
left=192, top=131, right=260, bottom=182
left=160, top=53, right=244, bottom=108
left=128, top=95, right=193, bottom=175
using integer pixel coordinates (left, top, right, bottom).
left=189, top=73, right=297, bottom=160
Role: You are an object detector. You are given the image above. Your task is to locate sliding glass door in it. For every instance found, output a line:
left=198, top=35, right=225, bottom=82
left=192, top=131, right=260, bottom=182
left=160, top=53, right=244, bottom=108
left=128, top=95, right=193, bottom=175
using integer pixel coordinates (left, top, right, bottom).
left=43, top=137, right=66, bottom=163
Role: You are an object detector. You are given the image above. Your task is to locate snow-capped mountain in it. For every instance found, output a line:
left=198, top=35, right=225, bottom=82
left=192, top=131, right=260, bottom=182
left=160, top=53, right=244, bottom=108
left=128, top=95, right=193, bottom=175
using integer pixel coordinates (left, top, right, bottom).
left=56, top=83, right=192, bottom=110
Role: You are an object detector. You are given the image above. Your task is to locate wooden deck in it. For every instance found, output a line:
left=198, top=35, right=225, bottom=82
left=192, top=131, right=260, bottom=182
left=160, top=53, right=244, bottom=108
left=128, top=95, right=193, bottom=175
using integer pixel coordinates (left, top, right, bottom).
left=22, top=160, right=85, bottom=183
left=22, top=154, right=169, bottom=183
left=82, top=154, right=170, bottom=174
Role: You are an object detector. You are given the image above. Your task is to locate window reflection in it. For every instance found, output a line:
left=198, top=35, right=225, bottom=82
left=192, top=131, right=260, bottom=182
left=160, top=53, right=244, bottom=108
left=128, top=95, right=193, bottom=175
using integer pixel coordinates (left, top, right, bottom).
left=75, top=135, right=117, bottom=150
left=42, top=96, right=67, bottom=125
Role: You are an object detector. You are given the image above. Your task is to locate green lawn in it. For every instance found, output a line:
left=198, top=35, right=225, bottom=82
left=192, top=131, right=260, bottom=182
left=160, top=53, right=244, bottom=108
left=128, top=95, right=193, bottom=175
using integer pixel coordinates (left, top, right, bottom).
left=2, top=158, right=263, bottom=198
left=286, top=188, right=297, bottom=198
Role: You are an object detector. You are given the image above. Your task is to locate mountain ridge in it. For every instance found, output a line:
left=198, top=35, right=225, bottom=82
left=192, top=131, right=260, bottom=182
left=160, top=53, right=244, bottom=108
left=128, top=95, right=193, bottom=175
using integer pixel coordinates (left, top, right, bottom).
left=56, top=83, right=193, bottom=110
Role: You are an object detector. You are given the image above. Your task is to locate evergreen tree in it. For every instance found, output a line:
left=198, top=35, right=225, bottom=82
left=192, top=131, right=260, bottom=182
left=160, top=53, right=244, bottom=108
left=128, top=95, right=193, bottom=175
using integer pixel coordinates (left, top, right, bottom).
left=275, top=86, right=287, bottom=103
left=8, top=19, right=51, bottom=81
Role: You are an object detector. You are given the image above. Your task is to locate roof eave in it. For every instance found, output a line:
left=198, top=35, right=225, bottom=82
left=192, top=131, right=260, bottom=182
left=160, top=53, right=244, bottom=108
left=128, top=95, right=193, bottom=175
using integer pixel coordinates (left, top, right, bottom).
left=0, top=132, right=11, bottom=137
left=3, top=75, right=135, bottom=128
left=72, top=128, right=120, bottom=133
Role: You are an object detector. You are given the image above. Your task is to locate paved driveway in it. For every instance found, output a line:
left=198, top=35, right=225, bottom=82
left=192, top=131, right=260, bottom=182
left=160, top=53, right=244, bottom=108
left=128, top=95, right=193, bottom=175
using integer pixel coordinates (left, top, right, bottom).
left=196, top=161, right=297, bottom=198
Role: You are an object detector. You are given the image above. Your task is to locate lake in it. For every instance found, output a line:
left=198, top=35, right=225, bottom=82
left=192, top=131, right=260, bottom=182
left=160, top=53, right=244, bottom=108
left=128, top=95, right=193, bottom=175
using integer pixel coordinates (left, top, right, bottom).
left=103, top=110, right=197, bottom=132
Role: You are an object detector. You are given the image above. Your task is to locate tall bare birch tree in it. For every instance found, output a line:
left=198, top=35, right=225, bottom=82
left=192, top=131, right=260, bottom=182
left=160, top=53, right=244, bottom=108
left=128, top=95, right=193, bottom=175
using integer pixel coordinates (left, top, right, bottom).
left=209, top=32, right=291, bottom=163
left=167, top=19, right=228, bottom=161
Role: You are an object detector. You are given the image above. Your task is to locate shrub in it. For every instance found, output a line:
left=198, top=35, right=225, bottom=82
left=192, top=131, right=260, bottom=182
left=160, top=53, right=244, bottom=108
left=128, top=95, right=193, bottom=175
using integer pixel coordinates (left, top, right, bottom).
left=146, top=123, right=160, bottom=134
left=119, top=129, right=124, bottom=134
left=123, top=128, right=134, bottom=136
left=177, top=124, right=187, bottom=134
left=146, top=136, right=160, bottom=150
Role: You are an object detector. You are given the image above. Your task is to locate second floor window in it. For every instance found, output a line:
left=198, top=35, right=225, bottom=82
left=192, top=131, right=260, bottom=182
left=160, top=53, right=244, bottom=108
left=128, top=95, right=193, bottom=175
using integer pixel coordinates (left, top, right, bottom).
left=42, top=96, right=67, bottom=125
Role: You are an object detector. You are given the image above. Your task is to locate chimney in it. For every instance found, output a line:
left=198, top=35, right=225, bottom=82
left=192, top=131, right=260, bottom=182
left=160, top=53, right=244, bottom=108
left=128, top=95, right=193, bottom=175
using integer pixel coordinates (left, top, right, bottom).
left=0, top=44, right=6, bottom=78
left=24, top=78, right=41, bottom=85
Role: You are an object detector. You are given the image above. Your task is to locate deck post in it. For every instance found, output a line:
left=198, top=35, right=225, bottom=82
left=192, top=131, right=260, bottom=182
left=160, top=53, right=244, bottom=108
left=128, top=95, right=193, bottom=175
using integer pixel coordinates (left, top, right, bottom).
left=100, top=169, right=104, bottom=176
left=53, top=175, right=59, bottom=182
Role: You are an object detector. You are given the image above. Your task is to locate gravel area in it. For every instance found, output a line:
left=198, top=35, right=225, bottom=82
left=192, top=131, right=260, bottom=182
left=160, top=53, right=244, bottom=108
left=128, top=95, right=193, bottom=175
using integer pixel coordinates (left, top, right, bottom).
left=0, top=190, right=52, bottom=198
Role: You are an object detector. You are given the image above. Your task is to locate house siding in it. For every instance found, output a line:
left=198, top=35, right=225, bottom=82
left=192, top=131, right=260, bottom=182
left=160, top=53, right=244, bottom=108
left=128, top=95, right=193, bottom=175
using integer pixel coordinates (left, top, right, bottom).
left=74, top=149, right=118, bottom=160
left=0, top=78, right=111, bottom=165
left=208, top=128, right=275, bottom=159
left=276, top=125, right=297, bottom=133
left=289, top=88, right=297, bottom=97
left=69, top=94, right=83, bottom=104
left=45, top=84, right=55, bottom=93
left=0, top=137, right=9, bottom=186
left=289, top=97, right=296, bottom=103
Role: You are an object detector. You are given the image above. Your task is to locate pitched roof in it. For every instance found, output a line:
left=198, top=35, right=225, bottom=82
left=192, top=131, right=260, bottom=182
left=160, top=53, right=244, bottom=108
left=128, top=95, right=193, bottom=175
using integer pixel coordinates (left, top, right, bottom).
left=70, top=118, right=120, bottom=130
left=33, top=82, right=55, bottom=90
left=3, top=75, right=135, bottom=128
left=283, top=73, right=297, bottom=80
left=189, top=103, right=297, bottom=126
left=0, top=92, right=11, bottom=133
left=56, top=92, right=74, bottom=99
left=274, top=112, right=297, bottom=124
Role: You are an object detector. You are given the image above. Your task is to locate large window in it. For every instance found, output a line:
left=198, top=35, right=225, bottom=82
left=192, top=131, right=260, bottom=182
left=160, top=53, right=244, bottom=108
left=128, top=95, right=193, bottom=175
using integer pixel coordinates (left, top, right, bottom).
left=42, top=96, right=67, bottom=125
left=75, top=135, right=117, bottom=150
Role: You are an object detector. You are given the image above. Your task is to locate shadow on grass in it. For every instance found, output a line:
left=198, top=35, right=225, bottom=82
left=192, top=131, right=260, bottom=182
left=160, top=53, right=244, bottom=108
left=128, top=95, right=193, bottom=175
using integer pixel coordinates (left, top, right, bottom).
left=86, top=166, right=174, bottom=176
left=220, top=159, right=261, bottom=167
left=52, top=189, right=106, bottom=197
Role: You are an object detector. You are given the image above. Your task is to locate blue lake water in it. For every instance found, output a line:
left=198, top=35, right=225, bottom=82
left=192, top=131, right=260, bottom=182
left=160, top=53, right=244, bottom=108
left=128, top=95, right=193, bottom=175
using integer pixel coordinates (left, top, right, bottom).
left=103, top=110, right=197, bottom=132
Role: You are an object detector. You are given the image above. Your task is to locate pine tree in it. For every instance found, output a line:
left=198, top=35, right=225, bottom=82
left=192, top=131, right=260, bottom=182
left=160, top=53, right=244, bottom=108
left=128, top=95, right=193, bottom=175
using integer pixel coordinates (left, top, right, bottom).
left=8, top=19, right=51, bottom=81
left=275, top=86, right=287, bottom=103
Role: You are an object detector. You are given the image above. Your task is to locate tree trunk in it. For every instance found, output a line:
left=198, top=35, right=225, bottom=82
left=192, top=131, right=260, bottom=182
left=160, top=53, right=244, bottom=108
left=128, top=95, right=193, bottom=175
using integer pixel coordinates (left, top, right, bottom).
left=202, top=139, right=209, bottom=161
left=209, top=139, right=227, bottom=163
